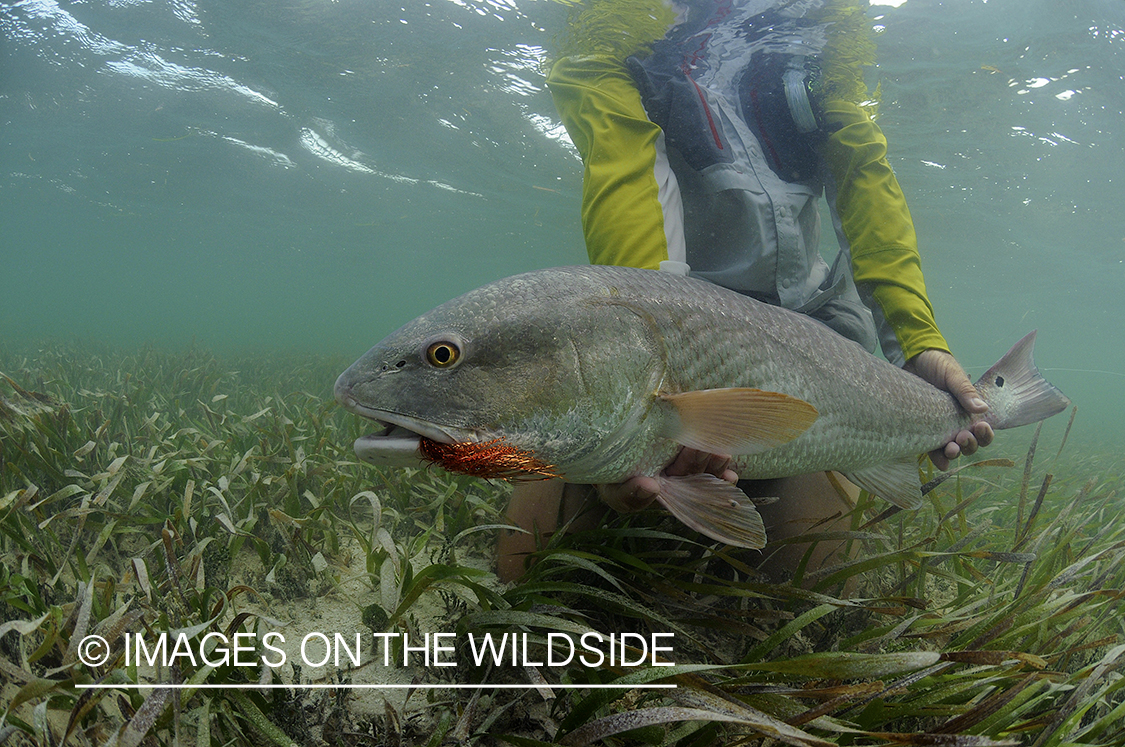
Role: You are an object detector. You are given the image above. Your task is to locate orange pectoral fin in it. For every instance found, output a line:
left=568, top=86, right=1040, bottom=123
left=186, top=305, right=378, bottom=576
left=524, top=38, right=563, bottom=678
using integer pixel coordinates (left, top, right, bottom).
left=659, top=388, right=818, bottom=456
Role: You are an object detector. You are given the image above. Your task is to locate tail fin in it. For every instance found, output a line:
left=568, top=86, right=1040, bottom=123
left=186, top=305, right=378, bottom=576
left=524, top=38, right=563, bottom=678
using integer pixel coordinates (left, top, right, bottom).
left=975, top=331, right=1071, bottom=430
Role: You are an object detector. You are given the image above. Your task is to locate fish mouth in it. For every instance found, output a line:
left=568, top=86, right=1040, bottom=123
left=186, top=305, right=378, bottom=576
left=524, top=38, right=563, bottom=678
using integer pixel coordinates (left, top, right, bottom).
left=334, top=373, right=482, bottom=466
left=337, top=397, right=478, bottom=467
left=336, top=392, right=557, bottom=480
left=352, top=421, right=428, bottom=468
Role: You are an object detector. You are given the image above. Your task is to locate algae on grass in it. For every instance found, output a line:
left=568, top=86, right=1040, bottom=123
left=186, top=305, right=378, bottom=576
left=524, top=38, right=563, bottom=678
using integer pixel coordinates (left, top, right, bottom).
left=1, top=342, right=1124, bottom=746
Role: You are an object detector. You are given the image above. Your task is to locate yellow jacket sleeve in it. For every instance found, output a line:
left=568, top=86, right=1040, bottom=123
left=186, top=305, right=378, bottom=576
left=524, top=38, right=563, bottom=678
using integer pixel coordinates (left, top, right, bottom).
left=547, top=55, right=670, bottom=270
left=820, top=99, right=951, bottom=361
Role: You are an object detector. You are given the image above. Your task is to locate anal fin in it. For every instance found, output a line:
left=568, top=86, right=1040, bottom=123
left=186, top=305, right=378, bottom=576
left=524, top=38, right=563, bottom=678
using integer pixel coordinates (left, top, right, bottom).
left=844, top=456, right=924, bottom=510
left=654, top=474, right=766, bottom=548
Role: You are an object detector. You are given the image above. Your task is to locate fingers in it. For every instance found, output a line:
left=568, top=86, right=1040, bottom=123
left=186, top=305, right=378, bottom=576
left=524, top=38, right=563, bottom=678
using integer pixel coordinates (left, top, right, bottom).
left=908, top=349, right=988, bottom=414
left=947, top=367, right=988, bottom=414
left=909, top=349, right=995, bottom=470
left=928, top=446, right=951, bottom=471
left=928, top=421, right=996, bottom=471
left=929, top=430, right=973, bottom=472
left=956, top=428, right=978, bottom=456
left=972, top=420, right=994, bottom=448
left=597, top=477, right=660, bottom=513
left=665, top=448, right=734, bottom=479
left=598, top=448, right=738, bottom=513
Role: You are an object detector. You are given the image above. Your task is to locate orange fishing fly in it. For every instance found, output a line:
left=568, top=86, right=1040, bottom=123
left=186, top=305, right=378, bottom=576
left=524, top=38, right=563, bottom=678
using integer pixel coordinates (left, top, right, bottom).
left=418, top=437, right=560, bottom=481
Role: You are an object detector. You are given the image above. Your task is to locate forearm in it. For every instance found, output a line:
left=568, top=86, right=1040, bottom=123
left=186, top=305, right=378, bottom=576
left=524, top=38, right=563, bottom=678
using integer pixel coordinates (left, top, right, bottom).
left=547, top=55, right=674, bottom=269
left=821, top=99, right=950, bottom=361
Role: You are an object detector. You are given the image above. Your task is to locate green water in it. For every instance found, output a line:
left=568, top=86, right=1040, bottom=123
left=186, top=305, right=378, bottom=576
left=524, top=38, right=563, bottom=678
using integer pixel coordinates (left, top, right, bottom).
left=2, top=0, right=1122, bottom=450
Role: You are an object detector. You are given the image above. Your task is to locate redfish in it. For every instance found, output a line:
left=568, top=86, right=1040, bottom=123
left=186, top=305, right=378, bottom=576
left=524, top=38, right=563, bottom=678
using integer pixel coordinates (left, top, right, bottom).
left=335, top=266, right=1069, bottom=547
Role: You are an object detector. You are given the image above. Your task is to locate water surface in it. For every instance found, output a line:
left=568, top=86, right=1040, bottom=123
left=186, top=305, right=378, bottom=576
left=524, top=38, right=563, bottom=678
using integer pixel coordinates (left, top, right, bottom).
left=2, top=0, right=1121, bottom=447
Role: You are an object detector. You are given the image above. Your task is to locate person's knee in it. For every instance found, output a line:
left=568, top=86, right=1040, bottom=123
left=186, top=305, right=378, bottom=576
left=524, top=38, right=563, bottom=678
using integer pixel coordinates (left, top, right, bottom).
left=497, top=482, right=603, bottom=582
left=497, top=481, right=566, bottom=582
left=750, top=472, right=859, bottom=583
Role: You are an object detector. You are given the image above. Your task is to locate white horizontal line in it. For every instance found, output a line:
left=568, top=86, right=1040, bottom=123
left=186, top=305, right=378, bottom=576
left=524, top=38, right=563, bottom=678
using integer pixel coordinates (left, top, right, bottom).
left=75, top=683, right=677, bottom=690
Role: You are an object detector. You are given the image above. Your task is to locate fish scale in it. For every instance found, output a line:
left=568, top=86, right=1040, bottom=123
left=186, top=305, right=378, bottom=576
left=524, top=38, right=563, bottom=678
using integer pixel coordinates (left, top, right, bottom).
left=336, top=265, right=1071, bottom=547
left=600, top=268, right=958, bottom=475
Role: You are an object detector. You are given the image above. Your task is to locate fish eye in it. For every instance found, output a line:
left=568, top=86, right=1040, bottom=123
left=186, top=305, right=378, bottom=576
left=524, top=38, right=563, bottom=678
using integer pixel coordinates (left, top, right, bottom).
left=426, top=340, right=461, bottom=368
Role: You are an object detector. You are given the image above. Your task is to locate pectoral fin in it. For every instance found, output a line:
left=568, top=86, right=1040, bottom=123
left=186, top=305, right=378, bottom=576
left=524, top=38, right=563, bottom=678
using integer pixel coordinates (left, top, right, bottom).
left=654, top=474, right=766, bottom=548
left=844, top=456, right=924, bottom=510
left=660, top=388, right=818, bottom=456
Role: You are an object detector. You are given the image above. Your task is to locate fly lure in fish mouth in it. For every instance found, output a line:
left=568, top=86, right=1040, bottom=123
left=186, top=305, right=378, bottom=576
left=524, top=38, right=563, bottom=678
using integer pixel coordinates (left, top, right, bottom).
left=418, top=437, right=560, bottom=481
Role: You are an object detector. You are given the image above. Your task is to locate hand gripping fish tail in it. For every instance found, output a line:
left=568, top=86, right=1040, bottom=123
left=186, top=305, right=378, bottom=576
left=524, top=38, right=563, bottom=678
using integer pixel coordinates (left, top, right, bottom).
left=972, top=330, right=1070, bottom=431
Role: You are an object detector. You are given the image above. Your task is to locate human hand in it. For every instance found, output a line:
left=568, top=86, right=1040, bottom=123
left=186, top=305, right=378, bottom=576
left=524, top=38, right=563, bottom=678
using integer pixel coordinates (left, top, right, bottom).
left=596, top=448, right=738, bottom=512
left=905, top=349, right=994, bottom=470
